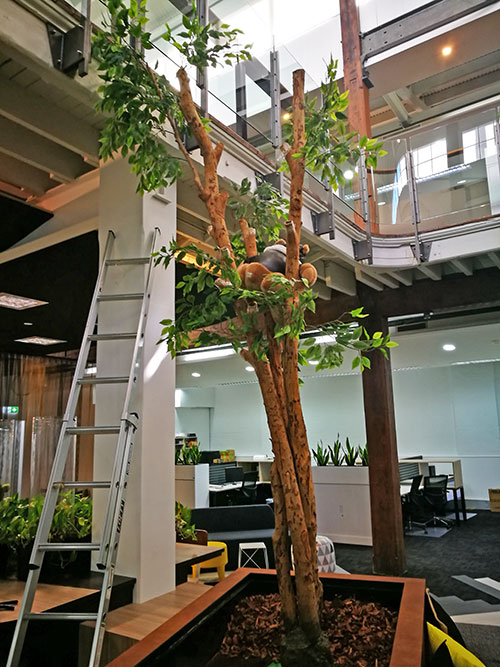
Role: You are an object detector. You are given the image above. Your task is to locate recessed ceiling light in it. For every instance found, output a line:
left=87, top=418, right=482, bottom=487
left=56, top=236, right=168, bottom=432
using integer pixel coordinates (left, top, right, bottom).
left=377, top=201, right=386, bottom=206
left=15, top=336, right=66, bottom=346
left=442, top=45, right=452, bottom=56
left=245, top=366, right=254, bottom=372
left=282, top=112, right=291, bottom=121
left=191, top=372, right=201, bottom=378
left=0, top=293, right=48, bottom=310
left=442, top=343, right=456, bottom=352
left=23, top=322, right=33, bottom=326
left=344, top=169, right=354, bottom=180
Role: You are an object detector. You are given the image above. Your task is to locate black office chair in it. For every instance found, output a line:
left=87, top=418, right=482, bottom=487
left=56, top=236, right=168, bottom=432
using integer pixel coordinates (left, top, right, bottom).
left=236, top=471, right=258, bottom=504
left=423, top=475, right=451, bottom=528
left=404, top=486, right=436, bottom=534
left=225, top=466, right=244, bottom=483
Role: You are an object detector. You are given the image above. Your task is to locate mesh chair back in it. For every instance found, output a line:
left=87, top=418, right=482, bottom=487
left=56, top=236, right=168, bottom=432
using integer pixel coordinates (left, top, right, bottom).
left=424, top=475, right=448, bottom=488
left=410, top=475, right=423, bottom=494
left=225, top=466, right=244, bottom=483
left=243, top=471, right=258, bottom=489
left=423, top=475, right=448, bottom=514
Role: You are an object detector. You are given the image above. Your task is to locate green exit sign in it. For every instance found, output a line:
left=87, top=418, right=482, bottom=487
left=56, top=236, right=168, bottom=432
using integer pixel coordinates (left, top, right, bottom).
left=6, top=406, right=19, bottom=415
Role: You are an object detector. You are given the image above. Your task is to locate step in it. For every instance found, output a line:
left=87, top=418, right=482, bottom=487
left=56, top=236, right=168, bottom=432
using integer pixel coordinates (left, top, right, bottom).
left=78, top=376, right=129, bottom=385
left=38, top=543, right=101, bottom=552
left=435, top=595, right=500, bottom=616
left=476, top=577, right=500, bottom=593
left=97, top=293, right=143, bottom=302
left=27, top=612, right=98, bottom=622
left=54, top=481, right=111, bottom=489
left=88, top=333, right=137, bottom=341
left=66, top=426, right=120, bottom=435
left=452, top=575, right=500, bottom=602
left=106, top=257, right=149, bottom=266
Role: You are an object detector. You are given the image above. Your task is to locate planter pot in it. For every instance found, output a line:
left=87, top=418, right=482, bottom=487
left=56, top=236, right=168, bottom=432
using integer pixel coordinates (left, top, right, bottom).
left=107, top=570, right=425, bottom=667
left=312, top=465, right=372, bottom=546
left=0, top=543, right=10, bottom=579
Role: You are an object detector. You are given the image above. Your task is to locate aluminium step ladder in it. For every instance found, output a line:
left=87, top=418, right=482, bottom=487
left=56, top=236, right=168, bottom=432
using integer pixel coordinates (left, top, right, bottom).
left=7, top=228, right=160, bottom=667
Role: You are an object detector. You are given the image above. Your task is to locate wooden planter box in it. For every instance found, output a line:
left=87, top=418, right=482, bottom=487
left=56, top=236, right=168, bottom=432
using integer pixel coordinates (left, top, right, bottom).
left=108, top=570, right=426, bottom=666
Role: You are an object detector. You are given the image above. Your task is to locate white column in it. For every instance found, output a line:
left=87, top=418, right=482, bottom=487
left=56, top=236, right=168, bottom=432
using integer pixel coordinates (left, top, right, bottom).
left=95, top=158, right=176, bottom=602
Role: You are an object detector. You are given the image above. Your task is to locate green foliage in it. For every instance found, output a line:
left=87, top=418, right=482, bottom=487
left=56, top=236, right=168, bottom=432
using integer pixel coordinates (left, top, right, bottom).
left=280, top=58, right=386, bottom=188
left=50, top=492, right=92, bottom=543
left=359, top=445, right=369, bottom=467
left=343, top=437, right=358, bottom=466
left=175, top=501, right=197, bottom=541
left=177, top=443, right=202, bottom=465
left=328, top=436, right=344, bottom=466
left=312, top=441, right=330, bottom=466
left=163, top=1, right=251, bottom=69
left=0, top=483, right=9, bottom=501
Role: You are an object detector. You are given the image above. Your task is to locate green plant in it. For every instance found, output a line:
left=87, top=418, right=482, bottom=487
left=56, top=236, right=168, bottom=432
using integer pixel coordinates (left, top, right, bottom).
left=328, top=435, right=344, bottom=466
left=177, top=442, right=202, bottom=464
left=175, top=501, right=197, bottom=541
left=0, top=483, right=9, bottom=501
left=343, top=438, right=358, bottom=466
left=359, top=445, right=369, bottom=467
left=50, top=491, right=92, bottom=542
left=312, top=441, right=330, bottom=466
left=0, top=494, right=44, bottom=549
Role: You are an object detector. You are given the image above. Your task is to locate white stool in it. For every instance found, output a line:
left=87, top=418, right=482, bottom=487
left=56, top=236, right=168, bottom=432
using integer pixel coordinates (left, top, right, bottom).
left=238, top=541, right=269, bottom=568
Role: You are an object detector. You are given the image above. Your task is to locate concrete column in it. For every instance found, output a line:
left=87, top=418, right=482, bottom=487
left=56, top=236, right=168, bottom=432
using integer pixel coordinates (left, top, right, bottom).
left=95, top=157, right=176, bottom=602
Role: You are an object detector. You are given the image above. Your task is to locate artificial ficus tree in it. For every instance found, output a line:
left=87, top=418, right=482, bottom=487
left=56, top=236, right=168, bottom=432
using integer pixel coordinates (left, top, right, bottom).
left=94, top=2, right=393, bottom=664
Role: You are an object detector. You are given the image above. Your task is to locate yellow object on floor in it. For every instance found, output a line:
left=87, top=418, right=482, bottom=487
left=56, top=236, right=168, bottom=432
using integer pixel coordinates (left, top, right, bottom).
left=427, top=622, right=486, bottom=667
left=192, top=541, right=228, bottom=581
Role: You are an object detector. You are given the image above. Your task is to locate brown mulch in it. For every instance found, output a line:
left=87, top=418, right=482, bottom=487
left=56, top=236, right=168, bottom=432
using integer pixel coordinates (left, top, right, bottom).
left=216, top=593, right=398, bottom=666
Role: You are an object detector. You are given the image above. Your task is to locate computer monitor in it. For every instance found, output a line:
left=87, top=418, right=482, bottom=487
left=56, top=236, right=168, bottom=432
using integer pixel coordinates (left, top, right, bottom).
left=225, top=466, right=244, bottom=483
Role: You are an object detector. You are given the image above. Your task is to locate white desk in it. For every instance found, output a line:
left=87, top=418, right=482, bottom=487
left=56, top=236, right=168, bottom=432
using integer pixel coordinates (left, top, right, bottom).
left=208, top=482, right=242, bottom=493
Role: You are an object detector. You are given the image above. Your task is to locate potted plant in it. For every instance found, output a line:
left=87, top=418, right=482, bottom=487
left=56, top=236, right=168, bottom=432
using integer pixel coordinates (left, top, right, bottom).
left=94, top=3, right=415, bottom=663
left=175, top=443, right=210, bottom=508
left=0, top=494, right=44, bottom=580
left=328, top=435, right=344, bottom=466
left=311, top=441, right=330, bottom=466
left=343, top=437, right=358, bottom=466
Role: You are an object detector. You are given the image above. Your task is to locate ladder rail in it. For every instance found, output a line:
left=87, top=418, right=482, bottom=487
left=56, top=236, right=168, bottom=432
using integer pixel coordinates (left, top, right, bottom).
left=97, top=227, right=160, bottom=568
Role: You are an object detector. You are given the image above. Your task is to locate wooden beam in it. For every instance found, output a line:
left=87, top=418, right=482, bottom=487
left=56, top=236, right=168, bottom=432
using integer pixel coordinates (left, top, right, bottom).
left=0, top=75, right=100, bottom=162
left=0, top=153, right=55, bottom=195
left=362, top=308, right=406, bottom=575
left=0, top=116, right=90, bottom=182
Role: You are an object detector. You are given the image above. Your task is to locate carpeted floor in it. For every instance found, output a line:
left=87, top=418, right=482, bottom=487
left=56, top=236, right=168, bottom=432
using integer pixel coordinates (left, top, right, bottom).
left=334, top=511, right=500, bottom=601
left=456, top=623, right=500, bottom=667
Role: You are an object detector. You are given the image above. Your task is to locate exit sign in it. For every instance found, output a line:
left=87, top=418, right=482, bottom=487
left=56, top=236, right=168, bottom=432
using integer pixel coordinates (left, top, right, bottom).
left=2, top=406, right=19, bottom=415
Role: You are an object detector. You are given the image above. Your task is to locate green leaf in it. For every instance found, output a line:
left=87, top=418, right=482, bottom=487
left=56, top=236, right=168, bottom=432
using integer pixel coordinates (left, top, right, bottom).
left=386, top=341, right=399, bottom=348
left=373, top=331, right=382, bottom=340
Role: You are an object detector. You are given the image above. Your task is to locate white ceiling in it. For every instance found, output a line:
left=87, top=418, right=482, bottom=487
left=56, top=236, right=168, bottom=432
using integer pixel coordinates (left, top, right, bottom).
left=175, top=320, right=500, bottom=388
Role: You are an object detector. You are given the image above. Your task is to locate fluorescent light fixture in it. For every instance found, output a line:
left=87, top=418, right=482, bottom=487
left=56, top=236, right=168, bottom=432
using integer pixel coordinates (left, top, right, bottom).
left=245, top=366, right=254, bottom=372
left=0, top=293, right=48, bottom=310
left=377, top=201, right=386, bottom=206
left=178, top=347, right=235, bottom=363
left=442, top=343, right=456, bottom=352
left=23, top=322, right=33, bottom=326
left=344, top=169, right=354, bottom=180
left=175, top=389, right=182, bottom=407
left=191, top=372, right=201, bottom=378
left=442, top=45, right=452, bottom=56
left=457, top=180, right=466, bottom=185
left=15, top=336, right=66, bottom=346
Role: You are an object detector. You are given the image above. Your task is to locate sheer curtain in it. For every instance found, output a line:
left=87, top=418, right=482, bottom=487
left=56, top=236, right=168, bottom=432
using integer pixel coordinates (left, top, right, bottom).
left=0, top=354, right=79, bottom=495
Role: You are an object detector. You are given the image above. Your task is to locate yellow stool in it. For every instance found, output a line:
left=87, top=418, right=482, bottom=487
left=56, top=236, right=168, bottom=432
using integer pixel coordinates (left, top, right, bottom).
left=192, top=541, right=228, bottom=581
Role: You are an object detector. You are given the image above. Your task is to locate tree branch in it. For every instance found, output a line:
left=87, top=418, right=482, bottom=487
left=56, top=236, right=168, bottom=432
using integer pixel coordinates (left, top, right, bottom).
left=239, top=217, right=258, bottom=258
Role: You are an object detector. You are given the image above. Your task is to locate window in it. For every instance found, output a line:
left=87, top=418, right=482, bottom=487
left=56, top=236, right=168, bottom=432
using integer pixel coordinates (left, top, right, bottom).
left=463, top=123, right=496, bottom=163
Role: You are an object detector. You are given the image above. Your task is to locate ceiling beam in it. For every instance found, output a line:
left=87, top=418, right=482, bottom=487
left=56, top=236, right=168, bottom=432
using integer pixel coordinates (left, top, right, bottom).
left=418, top=263, right=442, bottom=281
left=450, top=257, right=474, bottom=276
left=309, top=267, right=500, bottom=325
left=370, top=272, right=400, bottom=289
left=0, top=116, right=90, bottom=183
left=354, top=267, right=385, bottom=291
left=382, top=92, right=410, bottom=127
left=324, top=261, right=357, bottom=296
left=386, top=270, right=413, bottom=286
left=0, top=153, right=55, bottom=195
left=0, top=75, right=100, bottom=162
left=487, top=251, right=500, bottom=269
left=395, top=87, right=427, bottom=112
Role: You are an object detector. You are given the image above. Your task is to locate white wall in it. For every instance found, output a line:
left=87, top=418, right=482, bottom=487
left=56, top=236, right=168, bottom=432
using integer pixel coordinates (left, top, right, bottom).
left=175, top=407, right=211, bottom=450
left=204, top=362, right=500, bottom=500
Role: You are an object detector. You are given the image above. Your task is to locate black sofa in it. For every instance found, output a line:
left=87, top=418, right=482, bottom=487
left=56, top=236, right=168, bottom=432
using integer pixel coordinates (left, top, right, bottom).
left=191, top=504, right=275, bottom=570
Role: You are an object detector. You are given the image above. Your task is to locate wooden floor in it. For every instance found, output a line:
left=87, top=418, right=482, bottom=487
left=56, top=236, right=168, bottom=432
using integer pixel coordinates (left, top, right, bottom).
left=79, top=580, right=209, bottom=665
left=0, top=580, right=98, bottom=623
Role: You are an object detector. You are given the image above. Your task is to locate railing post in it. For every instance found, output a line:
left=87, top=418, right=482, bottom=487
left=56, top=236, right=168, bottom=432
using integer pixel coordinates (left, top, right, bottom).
left=196, top=0, right=209, bottom=115
left=358, top=149, right=373, bottom=264
left=270, top=49, right=281, bottom=159
left=404, top=140, right=423, bottom=263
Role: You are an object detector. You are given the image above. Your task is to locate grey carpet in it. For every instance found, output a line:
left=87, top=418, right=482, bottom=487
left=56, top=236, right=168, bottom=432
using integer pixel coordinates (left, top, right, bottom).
left=456, top=623, right=500, bottom=666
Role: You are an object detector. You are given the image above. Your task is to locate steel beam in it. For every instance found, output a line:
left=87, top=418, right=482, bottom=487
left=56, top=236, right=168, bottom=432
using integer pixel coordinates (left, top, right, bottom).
left=386, top=270, right=413, bottom=287
left=487, top=251, right=500, bottom=269
left=383, top=92, right=410, bottom=126
left=362, top=0, right=498, bottom=60
left=450, top=257, right=474, bottom=276
left=354, top=267, right=385, bottom=291
left=324, top=261, right=357, bottom=296
left=418, top=263, right=442, bottom=281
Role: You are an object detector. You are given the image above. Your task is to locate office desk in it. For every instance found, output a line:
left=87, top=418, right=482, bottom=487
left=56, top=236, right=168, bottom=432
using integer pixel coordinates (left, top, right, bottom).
left=399, top=458, right=467, bottom=524
left=175, top=543, right=223, bottom=584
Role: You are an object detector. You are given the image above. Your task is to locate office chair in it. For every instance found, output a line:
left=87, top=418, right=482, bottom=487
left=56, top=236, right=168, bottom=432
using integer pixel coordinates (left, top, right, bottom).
left=237, top=471, right=258, bottom=504
left=423, top=475, right=451, bottom=528
left=225, top=466, right=244, bottom=483
left=404, top=486, right=435, bottom=534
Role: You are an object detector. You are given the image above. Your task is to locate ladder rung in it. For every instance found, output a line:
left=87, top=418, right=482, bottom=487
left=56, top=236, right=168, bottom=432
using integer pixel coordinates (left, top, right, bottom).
left=38, top=543, right=101, bottom=552
left=106, top=257, right=149, bottom=265
left=66, top=426, right=120, bottom=435
left=98, top=293, right=143, bottom=301
left=54, top=481, right=111, bottom=489
left=78, top=376, right=129, bottom=385
left=27, top=612, right=98, bottom=622
left=88, top=333, right=137, bottom=341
